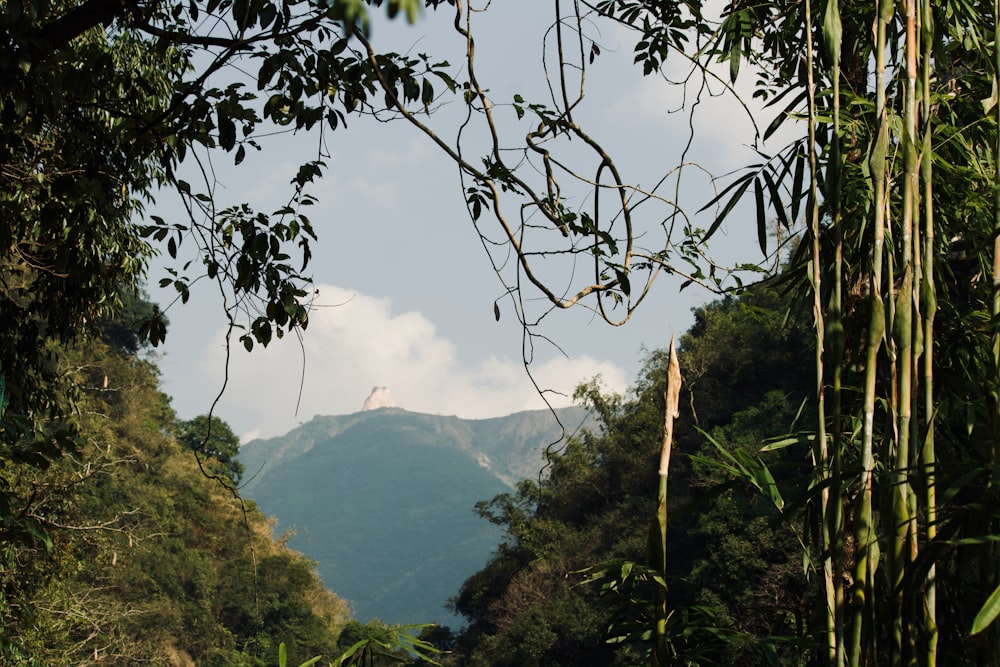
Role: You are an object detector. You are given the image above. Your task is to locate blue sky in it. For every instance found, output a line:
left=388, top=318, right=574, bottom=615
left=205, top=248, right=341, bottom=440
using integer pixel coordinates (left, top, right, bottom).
left=150, top=3, right=779, bottom=441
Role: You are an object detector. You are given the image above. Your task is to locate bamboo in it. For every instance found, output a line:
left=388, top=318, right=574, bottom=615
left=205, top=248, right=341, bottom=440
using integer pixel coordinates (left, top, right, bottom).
left=825, top=0, right=846, bottom=662
left=804, top=0, right=835, bottom=661
left=890, top=2, right=919, bottom=663
left=849, top=2, right=891, bottom=664
left=919, top=0, right=938, bottom=661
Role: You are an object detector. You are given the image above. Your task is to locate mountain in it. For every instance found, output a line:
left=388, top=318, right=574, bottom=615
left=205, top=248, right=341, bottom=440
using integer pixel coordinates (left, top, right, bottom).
left=238, top=406, right=592, bottom=627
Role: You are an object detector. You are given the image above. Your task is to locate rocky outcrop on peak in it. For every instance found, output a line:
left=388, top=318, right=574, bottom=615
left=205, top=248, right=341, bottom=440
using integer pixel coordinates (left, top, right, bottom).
left=362, top=386, right=396, bottom=411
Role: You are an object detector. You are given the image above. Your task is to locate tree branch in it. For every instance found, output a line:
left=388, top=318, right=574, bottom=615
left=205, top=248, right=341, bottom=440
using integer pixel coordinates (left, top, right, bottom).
left=32, top=0, right=135, bottom=53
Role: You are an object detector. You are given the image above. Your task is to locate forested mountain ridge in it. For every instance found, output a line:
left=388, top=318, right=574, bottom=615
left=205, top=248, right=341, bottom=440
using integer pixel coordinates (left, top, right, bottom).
left=441, top=287, right=819, bottom=666
left=442, top=272, right=1000, bottom=665
left=238, top=406, right=592, bottom=627
left=0, top=315, right=351, bottom=665
left=240, top=405, right=593, bottom=493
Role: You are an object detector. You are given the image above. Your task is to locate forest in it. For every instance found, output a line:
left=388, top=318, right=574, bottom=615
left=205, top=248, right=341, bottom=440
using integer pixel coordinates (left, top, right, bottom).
left=3, top=0, right=1000, bottom=665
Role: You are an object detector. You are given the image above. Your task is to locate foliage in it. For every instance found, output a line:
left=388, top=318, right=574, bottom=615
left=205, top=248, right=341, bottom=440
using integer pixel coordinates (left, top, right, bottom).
left=177, top=414, right=244, bottom=484
left=333, top=620, right=442, bottom=666
left=6, top=0, right=1000, bottom=665
left=278, top=642, right=323, bottom=667
left=450, top=286, right=815, bottom=665
left=0, top=3, right=462, bottom=656
left=0, top=0, right=458, bottom=572
left=0, top=326, right=349, bottom=664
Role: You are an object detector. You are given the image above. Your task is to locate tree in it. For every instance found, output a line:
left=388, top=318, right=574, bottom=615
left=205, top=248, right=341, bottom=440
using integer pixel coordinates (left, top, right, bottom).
left=177, top=414, right=244, bottom=484
left=0, top=322, right=350, bottom=664
left=0, top=0, right=457, bottom=551
left=1, top=3, right=457, bottom=654
left=448, top=285, right=816, bottom=665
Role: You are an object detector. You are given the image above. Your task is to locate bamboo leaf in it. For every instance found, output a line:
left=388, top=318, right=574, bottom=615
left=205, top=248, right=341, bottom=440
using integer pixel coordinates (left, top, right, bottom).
left=698, top=172, right=757, bottom=242
left=754, top=177, right=767, bottom=254
left=688, top=453, right=742, bottom=479
left=755, top=458, right=785, bottom=511
left=697, top=428, right=750, bottom=477
left=762, top=169, right=790, bottom=230
left=760, top=432, right=813, bottom=452
left=972, top=584, right=1000, bottom=635
left=763, top=89, right=809, bottom=141
left=790, top=150, right=805, bottom=222
left=334, top=640, right=369, bottom=665
left=982, top=76, right=998, bottom=114
left=698, top=169, right=759, bottom=214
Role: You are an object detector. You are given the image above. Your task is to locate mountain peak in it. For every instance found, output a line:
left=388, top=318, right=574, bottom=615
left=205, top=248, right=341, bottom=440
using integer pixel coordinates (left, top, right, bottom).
left=362, top=386, right=397, bottom=411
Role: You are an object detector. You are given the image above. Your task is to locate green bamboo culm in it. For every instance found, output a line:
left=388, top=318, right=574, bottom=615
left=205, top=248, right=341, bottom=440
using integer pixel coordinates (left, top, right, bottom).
left=848, top=2, right=891, bottom=664
left=804, top=0, right=835, bottom=662
left=919, top=0, right=939, bottom=661
left=822, top=0, right=846, bottom=662
left=888, top=2, right=920, bottom=662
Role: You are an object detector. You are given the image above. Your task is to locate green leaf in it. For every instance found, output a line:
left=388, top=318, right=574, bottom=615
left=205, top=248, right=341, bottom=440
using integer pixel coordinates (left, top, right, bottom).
left=972, top=584, right=1000, bottom=635
left=759, top=433, right=812, bottom=452
left=698, top=171, right=756, bottom=242
left=218, top=110, right=236, bottom=151
left=790, top=149, right=805, bottom=222
left=762, top=170, right=789, bottom=230
left=24, top=519, right=53, bottom=553
left=421, top=78, right=434, bottom=107
left=334, top=639, right=370, bottom=665
left=754, top=177, right=766, bottom=254
left=763, top=88, right=808, bottom=142
left=982, top=76, right=998, bottom=114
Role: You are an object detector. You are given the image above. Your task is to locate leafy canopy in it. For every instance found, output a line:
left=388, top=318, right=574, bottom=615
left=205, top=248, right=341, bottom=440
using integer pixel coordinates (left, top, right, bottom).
left=0, top=0, right=456, bottom=544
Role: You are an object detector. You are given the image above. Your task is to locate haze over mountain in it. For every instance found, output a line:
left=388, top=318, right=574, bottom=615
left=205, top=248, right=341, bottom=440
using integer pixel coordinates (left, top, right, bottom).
left=238, top=403, right=592, bottom=626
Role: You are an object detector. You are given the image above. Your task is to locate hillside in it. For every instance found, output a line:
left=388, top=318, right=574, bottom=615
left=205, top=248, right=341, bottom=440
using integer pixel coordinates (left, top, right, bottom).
left=1, top=331, right=349, bottom=666
left=238, top=406, right=591, bottom=626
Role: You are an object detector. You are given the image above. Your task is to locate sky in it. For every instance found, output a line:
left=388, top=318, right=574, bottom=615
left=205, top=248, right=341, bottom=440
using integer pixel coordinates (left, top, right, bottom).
left=151, top=2, right=780, bottom=442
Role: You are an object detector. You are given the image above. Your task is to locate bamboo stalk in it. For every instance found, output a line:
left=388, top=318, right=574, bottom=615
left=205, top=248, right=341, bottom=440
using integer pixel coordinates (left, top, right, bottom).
left=804, top=0, right=835, bottom=661
left=849, top=3, right=891, bottom=665
left=919, top=0, right=938, bottom=660
left=890, top=2, right=919, bottom=663
left=825, top=0, right=846, bottom=661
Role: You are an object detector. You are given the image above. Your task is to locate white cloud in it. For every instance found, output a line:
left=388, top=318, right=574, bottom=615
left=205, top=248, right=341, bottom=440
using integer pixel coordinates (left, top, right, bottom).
left=341, top=177, right=400, bottom=206
left=239, top=158, right=301, bottom=209
left=185, top=284, right=627, bottom=440
left=364, top=136, right=431, bottom=167
left=607, top=66, right=765, bottom=171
